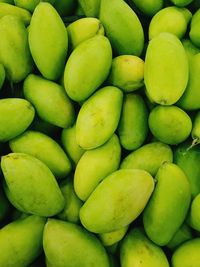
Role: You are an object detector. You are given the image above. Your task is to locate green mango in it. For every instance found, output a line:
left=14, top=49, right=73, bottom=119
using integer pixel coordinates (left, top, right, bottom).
left=190, top=9, right=200, bottom=48
left=130, top=0, right=163, bottom=16
left=191, top=111, right=200, bottom=145
left=54, top=0, right=77, bottom=16
left=76, top=86, right=123, bottom=149
left=57, top=179, right=83, bottom=223
left=0, top=215, right=46, bottom=267
left=1, top=153, right=65, bottom=216
left=107, top=55, right=144, bottom=93
left=120, top=228, right=169, bottom=267
left=174, top=142, right=200, bottom=198
left=74, top=134, right=121, bottom=201
left=99, top=0, right=144, bottom=56
left=23, top=74, right=75, bottom=128
left=188, top=193, right=200, bottom=231
left=0, top=189, right=10, bottom=222
left=121, top=142, right=173, bottom=176
left=0, top=15, right=33, bottom=83
left=0, top=64, right=5, bottom=89
left=64, top=35, right=112, bottom=102
left=0, top=3, right=31, bottom=25
left=61, top=124, right=85, bottom=166
left=14, top=0, right=40, bottom=12
left=170, top=0, right=193, bottom=6
left=80, top=169, right=154, bottom=233
left=144, top=33, right=188, bottom=105
left=78, top=0, right=100, bottom=17
left=0, top=98, right=35, bottom=142
left=172, top=238, right=200, bottom=267
left=67, top=17, right=104, bottom=50
left=43, top=219, right=110, bottom=267
left=29, top=2, right=68, bottom=80
left=143, top=162, right=191, bottom=246
left=9, top=130, right=72, bottom=179
left=167, top=223, right=193, bottom=250
left=149, top=105, right=192, bottom=145
left=178, top=53, right=200, bottom=110
left=118, top=93, right=148, bottom=150
left=99, top=225, right=129, bottom=247
left=149, top=7, right=192, bottom=40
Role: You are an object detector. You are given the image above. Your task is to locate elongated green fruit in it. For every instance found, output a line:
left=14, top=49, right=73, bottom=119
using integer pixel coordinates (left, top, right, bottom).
left=100, top=0, right=144, bottom=56
left=1, top=153, right=65, bottom=216
left=121, top=142, right=173, bottom=176
left=0, top=98, right=35, bottom=142
left=0, top=15, right=33, bottom=83
left=43, top=219, right=110, bottom=267
left=64, top=35, right=112, bottom=101
left=144, top=33, right=188, bottom=105
left=76, top=86, right=123, bottom=149
left=29, top=2, right=68, bottom=80
left=9, top=130, right=72, bottom=179
left=143, top=162, right=191, bottom=246
left=78, top=0, right=100, bottom=17
left=74, top=134, right=121, bottom=201
left=23, top=74, right=75, bottom=128
left=80, top=169, right=154, bottom=233
left=0, top=215, right=46, bottom=267
left=120, top=228, right=169, bottom=267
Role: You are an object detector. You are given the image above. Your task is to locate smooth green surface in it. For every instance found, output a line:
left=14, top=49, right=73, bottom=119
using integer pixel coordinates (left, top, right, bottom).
left=131, top=0, right=163, bottom=16
left=188, top=194, right=200, bottom=231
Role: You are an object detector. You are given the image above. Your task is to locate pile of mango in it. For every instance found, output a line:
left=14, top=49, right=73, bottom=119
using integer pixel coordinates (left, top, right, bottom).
left=1, top=0, right=200, bottom=266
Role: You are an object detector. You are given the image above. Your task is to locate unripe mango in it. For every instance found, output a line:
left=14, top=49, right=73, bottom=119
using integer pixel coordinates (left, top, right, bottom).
left=120, top=228, right=170, bottom=267
left=64, top=35, right=112, bottom=102
left=67, top=18, right=104, bottom=50
left=23, top=74, right=75, bottom=128
left=118, top=93, right=148, bottom=150
left=144, top=33, right=188, bottom=105
left=99, top=0, right=144, bottom=56
left=190, top=9, right=200, bottom=48
left=76, top=86, right=123, bottom=149
left=143, top=162, right=191, bottom=246
left=14, top=0, right=40, bottom=12
left=80, top=169, right=154, bottom=233
left=170, top=0, right=193, bottom=7
left=0, top=98, right=35, bottom=142
left=9, top=130, right=72, bottom=179
left=188, top=193, right=200, bottom=231
left=43, top=219, right=110, bottom=267
left=191, top=111, right=200, bottom=145
left=29, top=2, right=68, bottom=80
left=0, top=15, right=33, bottom=83
left=74, top=134, right=121, bottom=201
left=121, top=142, right=173, bottom=176
left=1, top=153, right=65, bottom=216
left=130, top=0, right=163, bottom=16
left=0, top=215, right=46, bottom=267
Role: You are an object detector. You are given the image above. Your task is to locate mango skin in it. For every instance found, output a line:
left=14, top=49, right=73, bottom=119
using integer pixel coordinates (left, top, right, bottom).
left=57, top=179, right=83, bottom=223
left=149, top=7, right=192, bottom=40
left=23, top=74, right=75, bottom=128
left=29, top=2, right=68, bottom=80
left=188, top=194, right=200, bottom=231
left=0, top=3, right=31, bottom=25
left=120, top=228, right=169, bottom=267
left=76, top=86, right=123, bottom=149
left=0, top=98, right=35, bottom=142
left=130, top=0, right=163, bottom=16
left=74, top=134, right=121, bottom=201
left=43, top=219, right=110, bottom=267
left=118, top=94, right=148, bottom=150
left=144, top=33, right=188, bottom=105
left=61, top=124, right=85, bottom=167
left=78, top=0, right=100, bottom=17
left=64, top=35, right=112, bottom=102
left=108, top=55, right=144, bottom=92
left=14, top=0, right=40, bottom=12
left=174, top=142, right=200, bottom=198
left=170, top=0, right=193, bottom=6
left=80, top=169, right=154, bottom=233
left=121, top=142, right=173, bottom=176
left=172, top=238, right=200, bottom=267
left=143, top=162, right=191, bottom=246
left=9, top=130, right=72, bottom=179
left=0, top=215, right=46, bottom=267
left=1, top=153, right=65, bottom=217
left=100, top=0, right=144, bottom=56
left=0, top=64, right=5, bottom=89
left=0, top=15, right=33, bottom=83
left=190, top=9, right=200, bottom=48
left=149, top=105, right=192, bottom=145
left=67, top=17, right=104, bottom=50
